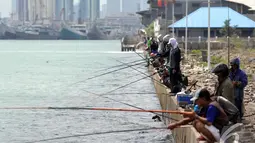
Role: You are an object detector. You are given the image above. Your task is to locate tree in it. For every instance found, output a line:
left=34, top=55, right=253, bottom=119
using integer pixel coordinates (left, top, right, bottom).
left=220, top=19, right=238, bottom=37
left=145, top=22, right=154, bottom=37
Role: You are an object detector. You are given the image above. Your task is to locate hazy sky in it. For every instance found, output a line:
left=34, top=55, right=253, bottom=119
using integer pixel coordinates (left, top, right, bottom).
left=0, top=0, right=106, bottom=18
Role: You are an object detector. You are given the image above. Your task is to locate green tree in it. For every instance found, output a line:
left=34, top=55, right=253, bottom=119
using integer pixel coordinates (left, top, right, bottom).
left=145, top=22, right=154, bottom=37
left=220, top=19, right=238, bottom=37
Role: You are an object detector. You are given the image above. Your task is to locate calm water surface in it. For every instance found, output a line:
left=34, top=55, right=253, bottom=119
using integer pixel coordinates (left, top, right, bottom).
left=0, top=40, right=172, bottom=143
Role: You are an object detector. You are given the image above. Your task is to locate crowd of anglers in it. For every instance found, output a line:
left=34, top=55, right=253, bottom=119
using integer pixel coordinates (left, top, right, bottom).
left=143, top=36, right=248, bottom=143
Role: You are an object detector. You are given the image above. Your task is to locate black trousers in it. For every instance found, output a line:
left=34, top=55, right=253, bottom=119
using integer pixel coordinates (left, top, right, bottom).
left=170, top=68, right=182, bottom=93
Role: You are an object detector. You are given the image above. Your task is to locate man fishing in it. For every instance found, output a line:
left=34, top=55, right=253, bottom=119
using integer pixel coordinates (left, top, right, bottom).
left=168, top=88, right=229, bottom=143
left=229, top=58, right=248, bottom=121
left=212, top=63, right=235, bottom=104
left=161, top=38, right=182, bottom=93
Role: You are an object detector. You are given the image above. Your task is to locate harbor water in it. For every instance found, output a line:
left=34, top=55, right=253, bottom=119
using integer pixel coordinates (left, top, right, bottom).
left=0, top=40, right=172, bottom=143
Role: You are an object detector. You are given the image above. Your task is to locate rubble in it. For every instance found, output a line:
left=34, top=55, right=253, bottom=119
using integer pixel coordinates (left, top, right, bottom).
left=181, top=48, right=255, bottom=129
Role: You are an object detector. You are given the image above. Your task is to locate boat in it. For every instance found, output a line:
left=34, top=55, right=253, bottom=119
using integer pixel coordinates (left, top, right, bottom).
left=14, top=25, right=59, bottom=40
left=0, top=22, right=17, bottom=39
left=59, top=24, right=88, bottom=40
left=87, top=24, right=107, bottom=40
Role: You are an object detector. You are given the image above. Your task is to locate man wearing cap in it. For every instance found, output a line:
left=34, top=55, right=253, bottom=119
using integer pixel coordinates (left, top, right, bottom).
left=229, top=58, right=248, bottom=121
left=168, top=88, right=228, bottom=143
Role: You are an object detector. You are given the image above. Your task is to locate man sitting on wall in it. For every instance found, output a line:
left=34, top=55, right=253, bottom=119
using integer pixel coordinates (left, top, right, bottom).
left=167, top=88, right=229, bottom=143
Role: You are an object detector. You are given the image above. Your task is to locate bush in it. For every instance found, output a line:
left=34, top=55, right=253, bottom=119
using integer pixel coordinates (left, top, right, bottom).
left=191, top=50, right=201, bottom=56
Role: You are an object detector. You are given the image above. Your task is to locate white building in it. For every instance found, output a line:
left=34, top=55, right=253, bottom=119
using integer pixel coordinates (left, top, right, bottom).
left=28, top=0, right=55, bottom=23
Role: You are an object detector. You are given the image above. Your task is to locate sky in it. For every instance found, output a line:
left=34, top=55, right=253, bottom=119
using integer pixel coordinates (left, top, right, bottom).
left=0, top=0, right=107, bottom=18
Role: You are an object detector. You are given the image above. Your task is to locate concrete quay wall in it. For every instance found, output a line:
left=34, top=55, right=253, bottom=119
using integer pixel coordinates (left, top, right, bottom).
left=148, top=65, right=203, bottom=143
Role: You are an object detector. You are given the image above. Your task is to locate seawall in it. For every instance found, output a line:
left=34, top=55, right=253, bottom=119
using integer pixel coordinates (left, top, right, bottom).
left=148, top=65, right=203, bottom=143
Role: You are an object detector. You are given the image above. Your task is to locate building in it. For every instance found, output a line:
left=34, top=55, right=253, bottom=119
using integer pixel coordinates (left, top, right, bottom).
left=55, top=0, right=63, bottom=20
left=101, top=4, right=107, bottom=18
left=122, top=0, right=139, bottom=13
left=63, top=0, right=74, bottom=21
left=12, top=0, right=29, bottom=21
left=107, top=0, right=120, bottom=16
left=169, top=7, right=255, bottom=37
left=79, top=0, right=99, bottom=22
left=90, top=0, right=100, bottom=21
left=79, top=0, right=89, bottom=23
left=137, top=0, right=255, bottom=27
left=28, top=0, right=56, bottom=22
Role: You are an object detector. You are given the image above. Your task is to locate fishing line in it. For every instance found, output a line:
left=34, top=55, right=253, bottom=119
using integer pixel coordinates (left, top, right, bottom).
left=95, top=58, right=146, bottom=73
left=27, top=127, right=168, bottom=143
left=112, top=57, right=168, bottom=89
left=68, top=61, right=146, bottom=87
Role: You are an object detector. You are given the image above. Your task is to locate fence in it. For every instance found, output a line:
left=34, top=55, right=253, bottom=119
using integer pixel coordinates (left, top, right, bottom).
left=175, top=36, right=255, bottom=50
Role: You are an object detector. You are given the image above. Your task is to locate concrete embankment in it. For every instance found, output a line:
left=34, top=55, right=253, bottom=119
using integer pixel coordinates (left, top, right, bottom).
left=148, top=65, right=203, bottom=143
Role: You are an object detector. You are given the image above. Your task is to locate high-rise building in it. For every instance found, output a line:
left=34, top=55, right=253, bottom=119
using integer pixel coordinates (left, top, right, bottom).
left=55, top=0, right=63, bottom=20
left=12, top=0, right=29, bottom=21
left=28, top=0, right=55, bottom=22
left=79, top=0, right=99, bottom=22
left=12, top=0, right=18, bottom=20
left=64, top=0, right=74, bottom=21
left=121, top=0, right=138, bottom=13
left=90, top=0, right=100, bottom=21
left=101, top=4, right=107, bottom=18
left=79, top=0, right=89, bottom=22
left=106, top=0, right=120, bottom=16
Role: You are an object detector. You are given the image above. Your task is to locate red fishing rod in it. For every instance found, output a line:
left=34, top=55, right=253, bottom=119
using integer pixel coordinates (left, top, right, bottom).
left=0, top=106, right=194, bottom=116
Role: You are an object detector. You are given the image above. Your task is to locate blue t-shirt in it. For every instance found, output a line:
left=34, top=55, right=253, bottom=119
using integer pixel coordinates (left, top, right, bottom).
left=206, top=105, right=220, bottom=123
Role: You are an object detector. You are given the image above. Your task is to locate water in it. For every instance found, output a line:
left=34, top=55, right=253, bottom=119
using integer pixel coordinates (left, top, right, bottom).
left=0, top=40, right=171, bottom=143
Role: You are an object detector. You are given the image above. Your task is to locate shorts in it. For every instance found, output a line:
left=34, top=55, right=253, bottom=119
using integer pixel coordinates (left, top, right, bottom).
left=202, top=125, right=220, bottom=142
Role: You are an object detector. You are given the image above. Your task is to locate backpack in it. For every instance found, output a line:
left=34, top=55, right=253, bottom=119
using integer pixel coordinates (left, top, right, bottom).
left=215, top=96, right=239, bottom=123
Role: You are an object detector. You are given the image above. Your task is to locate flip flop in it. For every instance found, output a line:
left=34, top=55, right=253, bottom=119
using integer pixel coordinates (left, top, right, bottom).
left=197, top=135, right=206, bottom=141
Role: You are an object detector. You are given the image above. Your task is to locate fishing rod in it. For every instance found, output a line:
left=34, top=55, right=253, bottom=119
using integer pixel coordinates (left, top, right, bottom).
left=27, top=127, right=168, bottom=143
left=0, top=107, right=193, bottom=115
left=95, top=58, right=146, bottom=73
left=68, top=61, right=146, bottom=87
left=112, top=58, right=167, bottom=89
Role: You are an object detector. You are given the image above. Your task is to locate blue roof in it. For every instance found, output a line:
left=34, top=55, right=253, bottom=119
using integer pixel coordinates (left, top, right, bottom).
left=169, top=7, right=255, bottom=28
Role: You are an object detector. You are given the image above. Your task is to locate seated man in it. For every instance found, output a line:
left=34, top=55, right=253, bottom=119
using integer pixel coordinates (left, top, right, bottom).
left=168, top=88, right=229, bottom=143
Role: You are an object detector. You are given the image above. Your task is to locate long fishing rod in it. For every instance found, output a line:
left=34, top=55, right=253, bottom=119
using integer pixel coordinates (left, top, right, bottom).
left=27, top=127, right=168, bottom=143
left=81, top=77, right=180, bottom=121
left=0, top=107, right=193, bottom=115
left=112, top=58, right=167, bottom=89
left=95, top=58, right=146, bottom=73
left=68, top=61, right=145, bottom=87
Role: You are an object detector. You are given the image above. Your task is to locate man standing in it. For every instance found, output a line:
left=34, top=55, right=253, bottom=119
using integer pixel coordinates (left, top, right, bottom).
left=168, top=38, right=181, bottom=93
left=212, top=64, right=235, bottom=104
left=229, top=58, right=248, bottom=121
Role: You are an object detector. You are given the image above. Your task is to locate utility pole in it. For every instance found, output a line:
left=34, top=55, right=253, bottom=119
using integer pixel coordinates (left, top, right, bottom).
left=207, top=0, right=211, bottom=70
left=227, top=2, right=230, bottom=66
left=165, top=0, right=168, bottom=35
left=172, top=2, right=175, bottom=37
left=185, top=0, right=188, bottom=58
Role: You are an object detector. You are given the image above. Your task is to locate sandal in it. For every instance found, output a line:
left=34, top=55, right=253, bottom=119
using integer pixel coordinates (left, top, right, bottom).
left=197, top=135, right=206, bottom=141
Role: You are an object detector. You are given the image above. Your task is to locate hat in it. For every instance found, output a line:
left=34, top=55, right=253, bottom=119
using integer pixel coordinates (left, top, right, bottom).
left=190, top=88, right=202, bottom=101
left=167, top=38, right=178, bottom=49
left=230, top=58, right=240, bottom=66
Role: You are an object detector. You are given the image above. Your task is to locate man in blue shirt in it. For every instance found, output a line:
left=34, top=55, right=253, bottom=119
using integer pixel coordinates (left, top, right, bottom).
left=168, top=88, right=228, bottom=142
